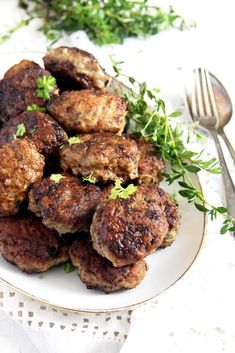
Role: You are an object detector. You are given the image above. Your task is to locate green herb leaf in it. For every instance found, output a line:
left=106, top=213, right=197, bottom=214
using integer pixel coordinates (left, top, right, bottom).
left=194, top=203, right=210, bottom=212
left=68, top=136, right=81, bottom=145
left=49, top=174, right=65, bottom=183
left=64, top=262, right=75, bottom=273
left=36, top=76, right=56, bottom=100
left=15, top=123, right=26, bottom=137
left=82, top=173, right=97, bottom=184
left=9, top=1, right=195, bottom=46
left=109, top=181, right=137, bottom=200
left=27, top=104, right=46, bottom=112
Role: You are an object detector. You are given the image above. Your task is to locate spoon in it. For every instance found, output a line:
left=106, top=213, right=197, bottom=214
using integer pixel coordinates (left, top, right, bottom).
left=210, top=73, right=235, bottom=162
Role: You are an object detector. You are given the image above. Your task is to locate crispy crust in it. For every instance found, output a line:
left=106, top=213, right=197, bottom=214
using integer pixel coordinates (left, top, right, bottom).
left=0, top=216, right=69, bottom=273
left=0, top=111, right=68, bottom=155
left=0, top=139, right=44, bottom=216
left=43, top=46, right=110, bottom=91
left=60, top=133, right=140, bottom=182
left=47, top=89, right=127, bottom=134
left=69, top=235, right=147, bottom=293
left=91, top=184, right=169, bottom=267
left=29, top=176, right=102, bottom=234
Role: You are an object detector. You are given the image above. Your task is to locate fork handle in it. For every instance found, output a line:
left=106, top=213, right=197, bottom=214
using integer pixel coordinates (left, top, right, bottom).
left=218, top=129, right=235, bottom=164
left=211, top=130, right=235, bottom=220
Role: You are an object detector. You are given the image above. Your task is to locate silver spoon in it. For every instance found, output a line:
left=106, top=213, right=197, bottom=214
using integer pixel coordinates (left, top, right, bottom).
left=210, top=73, right=235, bottom=162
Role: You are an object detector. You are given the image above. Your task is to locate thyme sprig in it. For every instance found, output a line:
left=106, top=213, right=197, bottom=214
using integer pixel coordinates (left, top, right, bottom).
left=0, top=1, right=194, bottom=46
left=115, top=70, right=234, bottom=234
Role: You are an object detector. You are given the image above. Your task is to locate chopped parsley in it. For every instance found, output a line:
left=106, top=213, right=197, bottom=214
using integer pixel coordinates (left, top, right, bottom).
left=109, top=181, right=137, bottom=200
left=82, top=173, right=97, bottom=184
left=49, top=174, right=65, bottom=183
left=36, top=76, right=56, bottom=101
left=15, top=123, right=26, bottom=137
left=27, top=104, right=46, bottom=112
left=64, top=262, right=75, bottom=273
left=68, top=136, right=81, bottom=145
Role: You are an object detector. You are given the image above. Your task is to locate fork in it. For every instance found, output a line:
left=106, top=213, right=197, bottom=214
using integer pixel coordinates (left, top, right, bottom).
left=185, top=67, right=235, bottom=220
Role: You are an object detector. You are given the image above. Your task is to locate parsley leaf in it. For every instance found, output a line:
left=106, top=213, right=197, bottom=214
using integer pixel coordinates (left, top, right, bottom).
left=49, top=174, right=65, bottom=183
left=68, top=136, right=81, bottom=145
left=15, top=123, right=26, bottom=137
left=36, top=76, right=56, bottom=101
left=82, top=173, right=97, bottom=184
left=27, top=104, right=46, bottom=112
left=109, top=181, right=137, bottom=200
left=64, top=262, right=75, bottom=273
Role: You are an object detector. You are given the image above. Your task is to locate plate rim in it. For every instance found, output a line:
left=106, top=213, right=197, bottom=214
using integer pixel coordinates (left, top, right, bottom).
left=0, top=50, right=207, bottom=313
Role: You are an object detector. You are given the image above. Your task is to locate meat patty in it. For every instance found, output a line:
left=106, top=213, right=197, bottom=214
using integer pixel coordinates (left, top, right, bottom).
left=60, top=133, right=140, bottom=182
left=0, top=216, right=69, bottom=273
left=0, top=111, right=68, bottom=155
left=137, top=140, right=165, bottom=184
left=43, top=46, right=110, bottom=91
left=0, top=139, right=45, bottom=217
left=28, top=175, right=102, bottom=234
left=90, top=184, right=169, bottom=267
left=69, top=235, right=147, bottom=293
left=0, top=60, right=58, bottom=124
left=47, top=90, right=127, bottom=134
left=158, top=187, right=180, bottom=248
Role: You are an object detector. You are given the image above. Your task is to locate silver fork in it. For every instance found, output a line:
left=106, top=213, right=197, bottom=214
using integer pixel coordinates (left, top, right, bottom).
left=185, top=68, right=235, bottom=220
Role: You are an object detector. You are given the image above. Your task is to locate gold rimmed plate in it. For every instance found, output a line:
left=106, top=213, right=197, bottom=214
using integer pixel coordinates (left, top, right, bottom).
left=0, top=51, right=206, bottom=313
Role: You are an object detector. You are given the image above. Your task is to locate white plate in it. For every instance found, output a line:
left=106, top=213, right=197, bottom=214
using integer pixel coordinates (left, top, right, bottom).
left=0, top=51, right=206, bottom=313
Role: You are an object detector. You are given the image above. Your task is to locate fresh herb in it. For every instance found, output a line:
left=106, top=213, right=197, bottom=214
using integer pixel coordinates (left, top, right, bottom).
left=15, top=123, right=26, bottom=137
left=49, top=174, right=65, bottom=183
left=114, top=72, right=234, bottom=234
left=64, top=262, right=75, bottom=273
left=0, top=19, right=30, bottom=44
left=10, top=0, right=194, bottom=46
left=36, top=76, right=56, bottom=100
left=68, top=136, right=81, bottom=145
left=109, top=181, right=137, bottom=200
left=27, top=104, right=46, bottom=112
left=82, top=173, right=97, bottom=184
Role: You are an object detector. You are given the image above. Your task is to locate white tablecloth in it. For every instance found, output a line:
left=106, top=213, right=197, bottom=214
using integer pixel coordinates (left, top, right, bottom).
left=0, top=1, right=235, bottom=352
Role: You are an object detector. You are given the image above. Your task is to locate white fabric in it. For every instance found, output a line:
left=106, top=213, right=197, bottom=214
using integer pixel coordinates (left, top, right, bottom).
left=0, top=0, right=235, bottom=352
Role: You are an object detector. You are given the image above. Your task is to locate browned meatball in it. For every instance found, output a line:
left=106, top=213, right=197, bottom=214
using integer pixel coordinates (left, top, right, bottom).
left=0, top=60, right=58, bottom=124
left=43, top=46, right=110, bottom=91
left=0, top=139, right=45, bottom=217
left=91, top=184, right=169, bottom=267
left=29, top=175, right=102, bottom=234
left=69, top=235, right=148, bottom=293
left=47, top=90, right=127, bottom=134
left=0, top=111, right=68, bottom=155
left=60, top=133, right=140, bottom=182
left=0, top=216, right=69, bottom=273
left=158, top=187, right=180, bottom=248
left=137, top=140, right=165, bottom=184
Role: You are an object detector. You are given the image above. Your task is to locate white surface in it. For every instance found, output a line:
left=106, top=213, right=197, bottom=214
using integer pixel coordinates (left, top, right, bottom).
left=0, top=0, right=235, bottom=352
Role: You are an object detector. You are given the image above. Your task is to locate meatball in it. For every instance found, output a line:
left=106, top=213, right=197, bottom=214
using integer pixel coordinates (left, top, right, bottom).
left=0, top=139, right=45, bottom=217
left=47, top=90, right=127, bottom=134
left=158, top=187, right=180, bottom=248
left=137, top=140, right=165, bottom=184
left=69, top=235, right=147, bottom=293
left=0, top=216, right=69, bottom=273
left=60, top=133, right=140, bottom=182
left=29, top=175, right=102, bottom=234
left=90, top=184, right=169, bottom=267
left=0, top=60, right=58, bottom=124
left=43, top=46, right=110, bottom=91
left=0, top=111, right=68, bottom=155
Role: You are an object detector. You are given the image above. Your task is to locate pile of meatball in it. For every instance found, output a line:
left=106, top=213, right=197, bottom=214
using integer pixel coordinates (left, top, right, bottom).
left=0, top=47, right=180, bottom=293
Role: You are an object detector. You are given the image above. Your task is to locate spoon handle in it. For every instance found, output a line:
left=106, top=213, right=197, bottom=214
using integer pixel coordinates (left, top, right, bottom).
left=219, top=129, right=235, bottom=164
left=211, top=130, right=235, bottom=221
